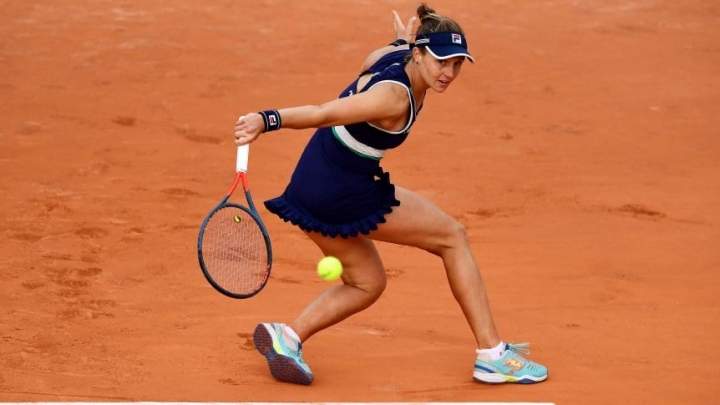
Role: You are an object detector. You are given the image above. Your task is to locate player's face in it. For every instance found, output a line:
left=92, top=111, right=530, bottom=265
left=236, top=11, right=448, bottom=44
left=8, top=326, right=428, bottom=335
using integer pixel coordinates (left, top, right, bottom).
left=425, top=55, right=465, bottom=93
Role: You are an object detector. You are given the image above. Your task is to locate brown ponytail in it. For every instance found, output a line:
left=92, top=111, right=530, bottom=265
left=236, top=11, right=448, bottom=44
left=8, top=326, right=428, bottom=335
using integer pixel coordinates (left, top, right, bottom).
left=415, top=3, right=465, bottom=36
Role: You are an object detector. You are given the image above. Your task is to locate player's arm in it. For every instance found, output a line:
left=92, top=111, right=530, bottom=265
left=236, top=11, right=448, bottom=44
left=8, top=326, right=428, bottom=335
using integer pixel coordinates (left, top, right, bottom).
left=280, top=83, right=410, bottom=130
left=359, top=44, right=409, bottom=73
left=233, top=83, right=410, bottom=146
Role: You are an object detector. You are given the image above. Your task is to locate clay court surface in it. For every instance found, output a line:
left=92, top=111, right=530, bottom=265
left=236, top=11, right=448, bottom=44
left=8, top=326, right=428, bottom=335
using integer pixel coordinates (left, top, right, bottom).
left=1, top=0, right=719, bottom=403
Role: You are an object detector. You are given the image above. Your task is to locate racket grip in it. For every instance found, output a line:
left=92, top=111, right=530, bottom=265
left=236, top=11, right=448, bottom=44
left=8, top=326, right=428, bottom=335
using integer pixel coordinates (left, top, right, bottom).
left=236, top=144, right=250, bottom=173
left=235, top=115, right=250, bottom=173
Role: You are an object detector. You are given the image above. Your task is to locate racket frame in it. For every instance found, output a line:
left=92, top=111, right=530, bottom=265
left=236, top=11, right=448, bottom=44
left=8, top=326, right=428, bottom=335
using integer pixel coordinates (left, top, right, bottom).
left=197, top=145, right=273, bottom=299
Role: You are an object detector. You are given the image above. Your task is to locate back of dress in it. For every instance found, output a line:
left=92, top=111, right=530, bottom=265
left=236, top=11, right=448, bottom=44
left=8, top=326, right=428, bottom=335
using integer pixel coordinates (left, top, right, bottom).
left=332, top=49, right=420, bottom=156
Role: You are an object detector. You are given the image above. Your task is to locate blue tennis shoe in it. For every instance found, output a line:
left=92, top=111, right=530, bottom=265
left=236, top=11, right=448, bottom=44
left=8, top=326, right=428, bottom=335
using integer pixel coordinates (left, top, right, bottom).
left=253, top=322, right=314, bottom=385
left=473, top=342, right=548, bottom=384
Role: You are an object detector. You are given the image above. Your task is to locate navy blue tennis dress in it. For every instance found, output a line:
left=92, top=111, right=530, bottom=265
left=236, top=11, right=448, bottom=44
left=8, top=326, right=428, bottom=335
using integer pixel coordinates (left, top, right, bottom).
left=264, top=49, right=421, bottom=238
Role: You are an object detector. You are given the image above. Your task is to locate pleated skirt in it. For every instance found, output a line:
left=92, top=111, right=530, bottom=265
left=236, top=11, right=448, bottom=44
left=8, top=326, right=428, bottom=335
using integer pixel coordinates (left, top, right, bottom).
left=264, top=127, right=400, bottom=238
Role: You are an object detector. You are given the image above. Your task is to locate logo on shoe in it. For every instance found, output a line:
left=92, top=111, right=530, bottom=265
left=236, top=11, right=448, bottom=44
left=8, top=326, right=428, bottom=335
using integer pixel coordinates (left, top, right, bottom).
left=504, top=357, right=525, bottom=373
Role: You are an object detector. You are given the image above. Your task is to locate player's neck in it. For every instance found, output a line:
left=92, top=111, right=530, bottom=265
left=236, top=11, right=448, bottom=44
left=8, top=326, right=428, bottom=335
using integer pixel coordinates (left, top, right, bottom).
left=406, top=63, right=429, bottom=102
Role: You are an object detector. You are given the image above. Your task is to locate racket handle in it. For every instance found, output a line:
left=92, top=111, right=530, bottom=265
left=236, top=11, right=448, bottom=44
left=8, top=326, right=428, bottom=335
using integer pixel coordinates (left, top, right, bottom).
left=237, top=144, right=249, bottom=173
left=236, top=115, right=250, bottom=173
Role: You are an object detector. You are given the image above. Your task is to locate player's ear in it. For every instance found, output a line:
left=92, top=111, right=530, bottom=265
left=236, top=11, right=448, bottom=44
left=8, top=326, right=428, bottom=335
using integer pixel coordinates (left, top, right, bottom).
left=411, top=46, right=422, bottom=64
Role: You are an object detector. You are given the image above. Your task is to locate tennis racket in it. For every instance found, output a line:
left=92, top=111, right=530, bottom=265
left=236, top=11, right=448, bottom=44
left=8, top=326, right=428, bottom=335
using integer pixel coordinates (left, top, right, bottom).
left=197, top=143, right=273, bottom=299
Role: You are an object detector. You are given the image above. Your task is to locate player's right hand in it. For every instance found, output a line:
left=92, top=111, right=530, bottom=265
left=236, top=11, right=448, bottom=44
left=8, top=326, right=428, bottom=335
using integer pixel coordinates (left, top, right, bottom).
left=234, top=114, right=263, bottom=145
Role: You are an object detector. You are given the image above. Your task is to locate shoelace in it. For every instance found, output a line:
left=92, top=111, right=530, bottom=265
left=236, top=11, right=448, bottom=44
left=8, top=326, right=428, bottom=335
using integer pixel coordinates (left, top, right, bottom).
left=507, top=343, right=543, bottom=371
left=506, top=342, right=531, bottom=355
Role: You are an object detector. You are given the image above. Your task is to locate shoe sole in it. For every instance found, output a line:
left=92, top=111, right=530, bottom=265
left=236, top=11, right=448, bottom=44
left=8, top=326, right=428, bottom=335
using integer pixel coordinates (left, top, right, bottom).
left=473, top=371, right=548, bottom=384
left=253, top=323, right=314, bottom=385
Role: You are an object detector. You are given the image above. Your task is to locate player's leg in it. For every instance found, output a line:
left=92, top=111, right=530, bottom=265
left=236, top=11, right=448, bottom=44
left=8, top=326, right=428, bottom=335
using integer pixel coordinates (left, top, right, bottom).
left=289, top=233, right=387, bottom=342
left=371, top=186, right=547, bottom=383
left=254, top=234, right=386, bottom=385
left=370, top=186, right=501, bottom=349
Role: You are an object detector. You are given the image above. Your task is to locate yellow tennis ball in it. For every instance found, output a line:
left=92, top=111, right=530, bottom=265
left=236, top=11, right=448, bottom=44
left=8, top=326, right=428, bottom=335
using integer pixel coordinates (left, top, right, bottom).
left=317, top=256, right=343, bottom=281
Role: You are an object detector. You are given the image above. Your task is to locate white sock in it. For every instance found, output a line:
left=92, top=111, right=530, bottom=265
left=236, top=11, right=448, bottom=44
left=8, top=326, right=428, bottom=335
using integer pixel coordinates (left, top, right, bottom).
left=282, top=324, right=301, bottom=348
left=476, top=341, right=505, bottom=361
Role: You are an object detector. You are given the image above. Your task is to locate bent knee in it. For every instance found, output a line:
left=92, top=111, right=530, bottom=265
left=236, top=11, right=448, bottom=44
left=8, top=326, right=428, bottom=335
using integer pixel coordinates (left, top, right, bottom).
left=424, top=220, right=470, bottom=256
left=345, top=273, right=387, bottom=305
left=363, top=275, right=387, bottom=301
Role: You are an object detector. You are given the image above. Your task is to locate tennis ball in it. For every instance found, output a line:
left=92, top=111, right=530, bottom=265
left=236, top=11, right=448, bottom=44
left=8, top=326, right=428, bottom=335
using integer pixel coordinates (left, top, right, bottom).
left=317, top=256, right=343, bottom=281
left=233, top=215, right=241, bottom=223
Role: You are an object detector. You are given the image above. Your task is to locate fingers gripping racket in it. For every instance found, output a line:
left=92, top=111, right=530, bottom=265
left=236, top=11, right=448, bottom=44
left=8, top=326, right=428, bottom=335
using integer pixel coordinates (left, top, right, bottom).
left=197, top=143, right=273, bottom=299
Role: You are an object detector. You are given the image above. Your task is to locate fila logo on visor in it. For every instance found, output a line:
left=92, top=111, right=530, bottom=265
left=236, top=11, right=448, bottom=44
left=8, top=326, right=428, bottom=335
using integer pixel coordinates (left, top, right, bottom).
left=452, top=33, right=462, bottom=44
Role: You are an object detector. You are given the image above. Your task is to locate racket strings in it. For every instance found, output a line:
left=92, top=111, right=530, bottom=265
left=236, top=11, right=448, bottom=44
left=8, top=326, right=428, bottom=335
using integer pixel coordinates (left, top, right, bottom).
left=201, top=206, right=268, bottom=295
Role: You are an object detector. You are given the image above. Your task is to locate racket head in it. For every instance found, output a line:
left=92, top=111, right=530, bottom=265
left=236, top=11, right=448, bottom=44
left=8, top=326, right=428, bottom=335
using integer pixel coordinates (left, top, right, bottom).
left=197, top=202, right=273, bottom=299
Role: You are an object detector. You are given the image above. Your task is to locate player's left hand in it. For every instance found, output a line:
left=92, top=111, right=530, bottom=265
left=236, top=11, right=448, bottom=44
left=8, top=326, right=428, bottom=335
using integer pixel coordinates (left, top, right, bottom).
left=234, top=114, right=263, bottom=145
left=392, top=10, right=418, bottom=43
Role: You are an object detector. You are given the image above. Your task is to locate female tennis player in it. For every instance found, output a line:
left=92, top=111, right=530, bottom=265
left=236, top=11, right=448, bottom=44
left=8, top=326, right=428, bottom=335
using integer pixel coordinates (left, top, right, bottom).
left=233, top=3, right=548, bottom=385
